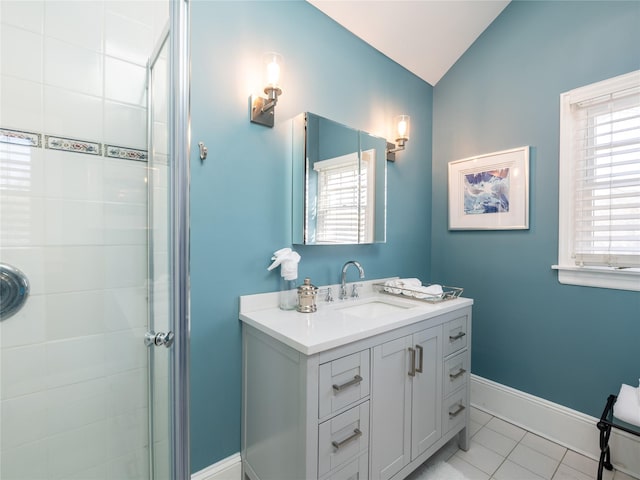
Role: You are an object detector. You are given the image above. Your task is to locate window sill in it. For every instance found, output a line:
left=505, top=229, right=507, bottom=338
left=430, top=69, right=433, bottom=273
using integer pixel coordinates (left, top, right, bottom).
left=552, top=265, right=640, bottom=291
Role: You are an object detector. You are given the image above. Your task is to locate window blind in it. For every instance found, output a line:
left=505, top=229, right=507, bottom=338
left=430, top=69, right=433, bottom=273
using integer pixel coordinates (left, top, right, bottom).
left=571, top=87, right=640, bottom=268
left=314, top=156, right=367, bottom=244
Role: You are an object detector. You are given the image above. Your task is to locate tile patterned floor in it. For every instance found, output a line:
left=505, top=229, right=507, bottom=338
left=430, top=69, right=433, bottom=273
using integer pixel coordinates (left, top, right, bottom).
left=410, top=407, right=637, bottom=480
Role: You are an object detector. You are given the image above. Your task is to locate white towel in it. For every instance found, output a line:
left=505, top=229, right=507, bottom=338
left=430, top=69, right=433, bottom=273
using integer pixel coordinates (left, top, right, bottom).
left=384, top=280, right=402, bottom=294
left=385, top=278, right=422, bottom=294
left=398, top=278, right=422, bottom=295
left=411, top=284, right=444, bottom=299
left=613, top=384, right=640, bottom=427
left=400, top=278, right=422, bottom=287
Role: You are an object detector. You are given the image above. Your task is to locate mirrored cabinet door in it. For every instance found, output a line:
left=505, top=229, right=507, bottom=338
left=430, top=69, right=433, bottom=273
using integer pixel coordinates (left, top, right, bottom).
left=292, top=112, right=387, bottom=245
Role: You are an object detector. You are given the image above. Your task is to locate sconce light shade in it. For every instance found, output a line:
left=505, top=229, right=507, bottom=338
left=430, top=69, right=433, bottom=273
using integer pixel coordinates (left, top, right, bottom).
left=251, top=52, right=284, bottom=128
left=263, top=52, right=283, bottom=93
left=395, top=115, right=410, bottom=143
left=387, top=114, right=411, bottom=162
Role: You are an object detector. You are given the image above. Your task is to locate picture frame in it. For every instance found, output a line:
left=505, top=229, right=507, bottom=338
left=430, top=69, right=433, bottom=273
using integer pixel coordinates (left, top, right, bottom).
left=448, top=146, right=529, bottom=230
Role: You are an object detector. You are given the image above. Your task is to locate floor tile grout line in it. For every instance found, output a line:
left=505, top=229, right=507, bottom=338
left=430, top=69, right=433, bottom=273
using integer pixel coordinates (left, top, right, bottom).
left=551, top=449, right=570, bottom=480
left=468, top=407, right=622, bottom=480
left=476, top=413, right=553, bottom=479
left=482, top=414, right=570, bottom=465
left=469, top=410, right=510, bottom=478
left=520, top=431, right=571, bottom=463
left=488, top=452, right=509, bottom=479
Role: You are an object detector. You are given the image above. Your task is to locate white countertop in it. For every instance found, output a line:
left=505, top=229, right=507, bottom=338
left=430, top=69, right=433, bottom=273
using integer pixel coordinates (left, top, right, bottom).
left=239, top=279, right=473, bottom=355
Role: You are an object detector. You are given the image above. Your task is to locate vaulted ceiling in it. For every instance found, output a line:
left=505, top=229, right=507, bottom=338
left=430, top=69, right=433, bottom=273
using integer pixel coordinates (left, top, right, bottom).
left=308, top=0, right=510, bottom=86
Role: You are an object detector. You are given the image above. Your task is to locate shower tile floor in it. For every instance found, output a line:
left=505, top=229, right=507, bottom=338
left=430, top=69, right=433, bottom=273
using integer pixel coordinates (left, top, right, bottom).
left=409, top=407, right=636, bottom=480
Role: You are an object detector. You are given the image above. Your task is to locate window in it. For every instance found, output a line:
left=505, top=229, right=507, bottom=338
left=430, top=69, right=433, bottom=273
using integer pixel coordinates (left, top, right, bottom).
left=313, top=150, right=375, bottom=244
left=555, top=70, right=640, bottom=291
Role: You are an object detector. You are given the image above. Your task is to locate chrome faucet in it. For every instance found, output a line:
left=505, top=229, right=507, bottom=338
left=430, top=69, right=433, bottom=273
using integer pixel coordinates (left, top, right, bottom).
left=340, top=260, right=365, bottom=300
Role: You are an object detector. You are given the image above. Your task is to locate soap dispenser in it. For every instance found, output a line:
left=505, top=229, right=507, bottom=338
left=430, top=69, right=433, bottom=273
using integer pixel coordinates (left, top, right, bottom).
left=296, top=278, right=318, bottom=313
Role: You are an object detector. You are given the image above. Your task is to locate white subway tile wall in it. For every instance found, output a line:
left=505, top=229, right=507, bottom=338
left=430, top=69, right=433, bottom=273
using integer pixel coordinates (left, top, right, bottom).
left=0, top=1, right=168, bottom=478
left=1, top=77, right=44, bottom=131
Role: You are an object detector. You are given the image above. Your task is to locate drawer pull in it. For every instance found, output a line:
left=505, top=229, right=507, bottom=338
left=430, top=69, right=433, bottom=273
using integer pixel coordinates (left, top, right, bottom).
left=449, top=404, right=466, bottom=418
left=449, top=331, right=466, bottom=341
left=416, top=344, right=424, bottom=373
left=449, top=368, right=467, bottom=380
left=331, top=428, right=362, bottom=450
left=332, top=374, right=363, bottom=393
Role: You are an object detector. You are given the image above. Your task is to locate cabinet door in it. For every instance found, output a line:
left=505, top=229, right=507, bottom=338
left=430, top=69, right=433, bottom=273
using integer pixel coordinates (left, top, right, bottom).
left=410, top=325, right=442, bottom=460
left=370, top=335, right=413, bottom=480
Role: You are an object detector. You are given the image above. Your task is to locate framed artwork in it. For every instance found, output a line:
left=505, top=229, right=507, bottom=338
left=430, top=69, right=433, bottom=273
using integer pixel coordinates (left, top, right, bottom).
left=448, top=146, right=529, bottom=230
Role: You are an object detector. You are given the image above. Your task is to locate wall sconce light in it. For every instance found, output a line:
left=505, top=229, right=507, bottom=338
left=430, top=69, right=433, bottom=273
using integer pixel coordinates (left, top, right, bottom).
left=250, top=52, right=284, bottom=128
left=386, top=115, right=411, bottom=162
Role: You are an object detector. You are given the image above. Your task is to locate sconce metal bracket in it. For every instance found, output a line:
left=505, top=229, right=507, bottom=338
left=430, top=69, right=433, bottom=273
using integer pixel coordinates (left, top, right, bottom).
left=386, top=141, right=398, bottom=162
left=387, top=139, right=408, bottom=162
left=250, top=95, right=275, bottom=127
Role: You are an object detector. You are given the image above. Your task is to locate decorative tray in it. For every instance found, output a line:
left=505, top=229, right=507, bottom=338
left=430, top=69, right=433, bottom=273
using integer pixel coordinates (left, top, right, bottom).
left=372, top=282, right=464, bottom=304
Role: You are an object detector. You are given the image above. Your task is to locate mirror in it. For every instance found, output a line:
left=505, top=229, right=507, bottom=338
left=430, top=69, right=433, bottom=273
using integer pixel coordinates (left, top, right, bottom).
left=292, top=112, right=387, bottom=244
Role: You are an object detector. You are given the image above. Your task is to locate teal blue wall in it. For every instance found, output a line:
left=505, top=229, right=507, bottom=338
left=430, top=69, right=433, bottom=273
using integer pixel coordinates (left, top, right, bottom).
left=190, top=0, right=640, bottom=472
left=189, top=1, right=433, bottom=471
left=432, top=0, right=640, bottom=419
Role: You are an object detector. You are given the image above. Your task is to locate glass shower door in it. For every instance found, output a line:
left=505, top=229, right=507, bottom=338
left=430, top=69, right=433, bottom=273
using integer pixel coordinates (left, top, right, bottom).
left=0, top=0, right=188, bottom=478
left=147, top=29, right=172, bottom=480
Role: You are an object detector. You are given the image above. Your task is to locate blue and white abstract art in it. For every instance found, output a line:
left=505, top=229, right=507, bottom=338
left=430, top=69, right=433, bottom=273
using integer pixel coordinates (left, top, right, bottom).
left=463, top=168, right=510, bottom=214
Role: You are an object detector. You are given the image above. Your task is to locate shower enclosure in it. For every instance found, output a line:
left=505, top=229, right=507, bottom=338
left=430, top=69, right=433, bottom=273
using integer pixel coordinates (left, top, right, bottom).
left=0, top=1, right=190, bottom=478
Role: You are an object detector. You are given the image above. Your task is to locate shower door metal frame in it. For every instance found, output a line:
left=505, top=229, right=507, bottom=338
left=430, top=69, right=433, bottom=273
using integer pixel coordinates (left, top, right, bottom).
left=146, top=0, right=191, bottom=478
left=168, top=0, right=191, bottom=478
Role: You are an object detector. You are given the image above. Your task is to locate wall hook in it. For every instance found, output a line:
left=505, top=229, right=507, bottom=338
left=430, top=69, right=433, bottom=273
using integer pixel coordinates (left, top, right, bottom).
left=198, top=141, right=208, bottom=161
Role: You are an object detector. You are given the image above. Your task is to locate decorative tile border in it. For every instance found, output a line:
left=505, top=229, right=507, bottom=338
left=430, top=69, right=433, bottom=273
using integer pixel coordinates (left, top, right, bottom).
left=0, top=128, right=42, bottom=147
left=45, top=135, right=102, bottom=156
left=105, top=145, right=148, bottom=162
left=0, top=127, right=148, bottom=162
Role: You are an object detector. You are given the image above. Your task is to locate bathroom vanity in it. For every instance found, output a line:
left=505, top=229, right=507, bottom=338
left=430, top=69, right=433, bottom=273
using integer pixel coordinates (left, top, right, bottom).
left=239, top=280, right=472, bottom=480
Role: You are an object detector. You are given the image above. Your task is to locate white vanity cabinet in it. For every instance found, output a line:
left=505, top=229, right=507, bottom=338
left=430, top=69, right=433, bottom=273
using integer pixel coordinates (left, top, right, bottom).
left=242, top=327, right=372, bottom=480
left=240, top=290, right=472, bottom=480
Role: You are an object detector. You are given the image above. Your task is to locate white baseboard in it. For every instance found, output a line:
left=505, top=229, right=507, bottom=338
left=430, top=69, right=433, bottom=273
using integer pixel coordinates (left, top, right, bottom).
left=471, top=374, right=640, bottom=479
left=192, top=377, right=640, bottom=480
left=191, top=453, right=241, bottom=480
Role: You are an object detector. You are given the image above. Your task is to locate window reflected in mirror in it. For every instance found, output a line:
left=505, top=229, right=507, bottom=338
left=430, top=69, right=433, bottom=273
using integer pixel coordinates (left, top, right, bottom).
left=293, top=113, right=386, bottom=245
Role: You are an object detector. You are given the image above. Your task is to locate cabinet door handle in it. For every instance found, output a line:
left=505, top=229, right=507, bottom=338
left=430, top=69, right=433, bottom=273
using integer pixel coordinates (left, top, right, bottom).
left=415, top=344, right=424, bottom=373
left=332, top=374, right=363, bottom=393
left=331, top=428, right=362, bottom=450
left=449, top=331, right=466, bottom=341
left=449, top=368, right=466, bottom=380
left=408, top=347, right=416, bottom=377
left=449, top=404, right=466, bottom=418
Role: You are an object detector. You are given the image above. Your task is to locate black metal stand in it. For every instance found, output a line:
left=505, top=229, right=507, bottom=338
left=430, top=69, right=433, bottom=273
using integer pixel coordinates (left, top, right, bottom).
left=596, top=394, right=640, bottom=480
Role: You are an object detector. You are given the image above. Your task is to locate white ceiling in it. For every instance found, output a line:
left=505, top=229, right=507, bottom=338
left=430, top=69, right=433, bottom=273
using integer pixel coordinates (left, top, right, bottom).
left=308, top=0, right=510, bottom=86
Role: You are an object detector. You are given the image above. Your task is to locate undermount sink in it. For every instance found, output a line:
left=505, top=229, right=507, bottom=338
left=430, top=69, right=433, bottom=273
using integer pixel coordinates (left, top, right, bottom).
left=335, top=296, right=417, bottom=318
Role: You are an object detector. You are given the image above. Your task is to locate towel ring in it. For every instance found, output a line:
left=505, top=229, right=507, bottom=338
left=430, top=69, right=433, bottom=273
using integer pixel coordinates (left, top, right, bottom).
left=0, top=263, right=30, bottom=320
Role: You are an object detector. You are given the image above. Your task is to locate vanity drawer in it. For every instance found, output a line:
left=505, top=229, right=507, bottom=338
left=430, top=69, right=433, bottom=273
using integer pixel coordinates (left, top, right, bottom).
left=444, top=315, right=468, bottom=357
left=319, top=350, right=370, bottom=418
left=444, top=350, right=468, bottom=397
left=443, top=386, right=468, bottom=435
left=320, top=452, right=368, bottom=480
left=318, top=402, right=369, bottom=478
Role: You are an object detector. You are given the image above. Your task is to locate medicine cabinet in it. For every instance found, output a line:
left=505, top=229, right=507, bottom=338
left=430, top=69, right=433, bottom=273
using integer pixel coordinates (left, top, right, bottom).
left=292, top=112, right=387, bottom=245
